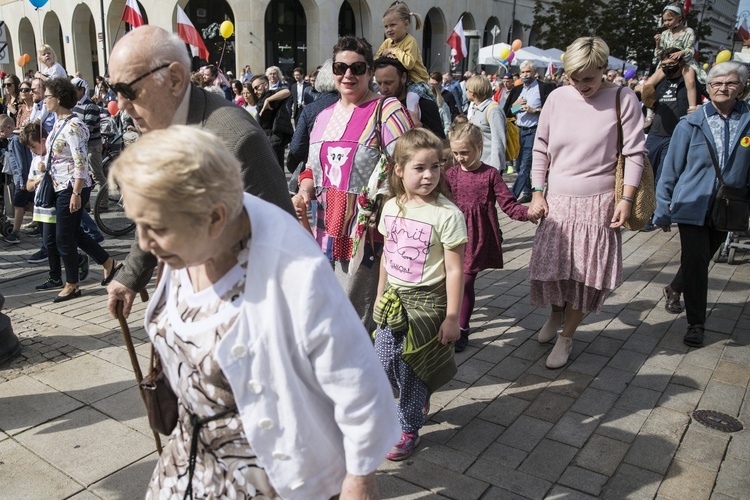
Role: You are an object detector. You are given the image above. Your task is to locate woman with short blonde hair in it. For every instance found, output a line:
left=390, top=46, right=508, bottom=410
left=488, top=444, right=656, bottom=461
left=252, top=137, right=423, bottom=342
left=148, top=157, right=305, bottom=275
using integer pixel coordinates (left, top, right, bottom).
left=563, top=36, right=609, bottom=77
left=465, top=75, right=506, bottom=171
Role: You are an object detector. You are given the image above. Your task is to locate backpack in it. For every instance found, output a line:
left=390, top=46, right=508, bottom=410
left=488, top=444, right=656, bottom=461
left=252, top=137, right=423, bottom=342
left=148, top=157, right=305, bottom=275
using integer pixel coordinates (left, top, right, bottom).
left=485, top=103, right=520, bottom=161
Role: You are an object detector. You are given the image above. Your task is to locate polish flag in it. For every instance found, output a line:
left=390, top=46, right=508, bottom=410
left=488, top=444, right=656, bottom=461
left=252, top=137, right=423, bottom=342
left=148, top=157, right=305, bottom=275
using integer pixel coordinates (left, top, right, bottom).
left=547, top=60, right=555, bottom=77
left=447, top=18, right=467, bottom=64
left=684, top=0, right=692, bottom=15
left=177, top=6, right=210, bottom=62
left=121, top=0, right=145, bottom=28
left=738, top=18, right=750, bottom=42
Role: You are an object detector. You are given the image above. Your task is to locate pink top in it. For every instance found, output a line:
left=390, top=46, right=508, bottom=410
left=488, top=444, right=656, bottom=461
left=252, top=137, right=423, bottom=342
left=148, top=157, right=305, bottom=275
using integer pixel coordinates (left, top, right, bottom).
left=532, top=86, right=646, bottom=197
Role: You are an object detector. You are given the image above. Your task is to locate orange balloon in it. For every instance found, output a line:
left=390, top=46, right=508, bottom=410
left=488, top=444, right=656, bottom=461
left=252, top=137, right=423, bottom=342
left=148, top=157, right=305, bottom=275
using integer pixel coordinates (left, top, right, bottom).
left=23, top=53, right=30, bottom=63
left=16, top=56, right=26, bottom=67
left=512, top=39, right=522, bottom=52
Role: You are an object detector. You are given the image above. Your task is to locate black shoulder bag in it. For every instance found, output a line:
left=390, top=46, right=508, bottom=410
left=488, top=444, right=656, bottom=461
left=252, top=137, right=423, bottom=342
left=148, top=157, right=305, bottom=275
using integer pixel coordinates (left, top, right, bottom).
left=705, top=134, right=749, bottom=232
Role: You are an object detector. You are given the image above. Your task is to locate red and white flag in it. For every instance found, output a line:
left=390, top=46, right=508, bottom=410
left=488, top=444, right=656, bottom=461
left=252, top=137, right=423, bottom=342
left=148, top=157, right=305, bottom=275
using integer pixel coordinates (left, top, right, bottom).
left=446, top=18, right=467, bottom=64
left=547, top=60, right=555, bottom=77
left=738, top=18, right=750, bottom=42
left=684, top=0, right=692, bottom=15
left=121, top=0, right=145, bottom=28
left=177, top=6, right=210, bottom=62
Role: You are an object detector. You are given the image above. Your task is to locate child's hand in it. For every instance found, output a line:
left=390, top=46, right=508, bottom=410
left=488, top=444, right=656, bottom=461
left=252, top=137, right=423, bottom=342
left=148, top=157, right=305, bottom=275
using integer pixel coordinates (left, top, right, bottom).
left=528, top=207, right=540, bottom=224
left=654, top=33, right=661, bottom=43
left=438, top=317, right=460, bottom=345
left=381, top=48, right=393, bottom=57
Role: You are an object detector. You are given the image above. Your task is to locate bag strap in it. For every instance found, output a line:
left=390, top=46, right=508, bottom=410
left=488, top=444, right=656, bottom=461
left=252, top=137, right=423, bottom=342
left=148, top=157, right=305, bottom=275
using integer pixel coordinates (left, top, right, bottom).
left=615, top=86, right=624, bottom=155
left=45, top=115, right=75, bottom=172
left=700, top=128, right=725, bottom=189
left=485, top=102, right=499, bottom=124
left=374, top=97, right=386, bottom=154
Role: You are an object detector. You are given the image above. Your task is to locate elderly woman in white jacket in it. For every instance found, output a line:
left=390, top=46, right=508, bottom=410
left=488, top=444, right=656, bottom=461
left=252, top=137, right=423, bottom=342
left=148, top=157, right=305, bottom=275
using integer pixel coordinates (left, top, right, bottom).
left=466, top=74, right=507, bottom=171
left=110, top=125, right=399, bottom=499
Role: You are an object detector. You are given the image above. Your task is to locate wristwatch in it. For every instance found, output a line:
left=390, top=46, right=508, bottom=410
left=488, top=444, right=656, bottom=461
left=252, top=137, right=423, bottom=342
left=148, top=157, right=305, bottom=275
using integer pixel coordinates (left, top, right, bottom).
left=72, top=191, right=81, bottom=197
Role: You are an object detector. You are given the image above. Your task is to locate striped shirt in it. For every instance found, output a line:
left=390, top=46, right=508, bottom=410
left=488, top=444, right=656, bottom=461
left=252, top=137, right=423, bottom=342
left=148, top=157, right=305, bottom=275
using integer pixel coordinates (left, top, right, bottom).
left=72, top=96, right=101, bottom=143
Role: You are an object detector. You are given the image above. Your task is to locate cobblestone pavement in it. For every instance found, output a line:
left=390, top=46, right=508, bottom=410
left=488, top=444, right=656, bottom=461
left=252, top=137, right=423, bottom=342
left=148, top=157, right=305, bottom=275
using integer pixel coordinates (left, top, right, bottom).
left=1, top=210, right=749, bottom=499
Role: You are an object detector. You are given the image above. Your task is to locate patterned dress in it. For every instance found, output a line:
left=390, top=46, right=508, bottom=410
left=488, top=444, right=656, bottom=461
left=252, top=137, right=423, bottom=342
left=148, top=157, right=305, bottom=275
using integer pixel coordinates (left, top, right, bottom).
left=146, top=247, right=278, bottom=499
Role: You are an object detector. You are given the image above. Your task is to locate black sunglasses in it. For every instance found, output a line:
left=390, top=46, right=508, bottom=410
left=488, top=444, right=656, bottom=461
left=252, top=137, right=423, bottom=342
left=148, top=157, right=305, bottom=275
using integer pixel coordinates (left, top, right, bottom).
left=108, top=63, right=170, bottom=101
left=332, top=61, right=369, bottom=76
left=2, top=83, right=14, bottom=87
left=19, top=88, right=31, bottom=92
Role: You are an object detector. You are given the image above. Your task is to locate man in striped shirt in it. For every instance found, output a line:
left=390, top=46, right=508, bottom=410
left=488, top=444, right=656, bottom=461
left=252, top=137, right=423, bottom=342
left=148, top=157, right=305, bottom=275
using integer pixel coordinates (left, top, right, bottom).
left=71, top=77, right=105, bottom=209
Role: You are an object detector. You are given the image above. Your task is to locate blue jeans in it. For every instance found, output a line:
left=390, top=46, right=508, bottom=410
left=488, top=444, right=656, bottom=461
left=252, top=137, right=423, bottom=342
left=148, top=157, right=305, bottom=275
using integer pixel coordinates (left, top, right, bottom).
left=645, top=134, right=671, bottom=185
left=512, top=127, right=536, bottom=199
left=80, top=210, right=103, bottom=241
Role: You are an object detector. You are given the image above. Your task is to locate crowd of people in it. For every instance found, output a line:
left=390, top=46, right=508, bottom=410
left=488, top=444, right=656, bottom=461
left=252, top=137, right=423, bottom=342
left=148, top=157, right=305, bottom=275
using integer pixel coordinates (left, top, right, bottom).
left=2, top=0, right=750, bottom=497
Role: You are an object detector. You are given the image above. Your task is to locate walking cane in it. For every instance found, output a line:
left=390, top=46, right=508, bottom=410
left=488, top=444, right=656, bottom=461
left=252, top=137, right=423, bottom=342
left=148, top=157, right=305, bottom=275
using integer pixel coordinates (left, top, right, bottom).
left=116, top=290, right=163, bottom=454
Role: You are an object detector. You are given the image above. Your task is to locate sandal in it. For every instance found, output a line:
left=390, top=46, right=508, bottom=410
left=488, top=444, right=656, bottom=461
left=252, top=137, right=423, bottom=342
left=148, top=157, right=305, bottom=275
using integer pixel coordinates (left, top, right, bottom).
left=101, top=259, right=123, bottom=286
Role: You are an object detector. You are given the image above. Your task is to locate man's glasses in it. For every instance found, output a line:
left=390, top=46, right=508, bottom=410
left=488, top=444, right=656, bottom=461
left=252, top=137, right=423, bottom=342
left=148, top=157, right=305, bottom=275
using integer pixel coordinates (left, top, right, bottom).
left=252, top=83, right=265, bottom=91
left=708, top=80, right=741, bottom=90
left=108, top=63, right=170, bottom=101
left=332, top=62, right=369, bottom=76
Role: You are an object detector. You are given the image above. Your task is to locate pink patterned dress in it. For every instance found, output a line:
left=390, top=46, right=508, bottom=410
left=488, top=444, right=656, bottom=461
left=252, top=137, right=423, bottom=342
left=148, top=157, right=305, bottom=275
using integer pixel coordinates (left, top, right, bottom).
left=444, top=163, right=528, bottom=274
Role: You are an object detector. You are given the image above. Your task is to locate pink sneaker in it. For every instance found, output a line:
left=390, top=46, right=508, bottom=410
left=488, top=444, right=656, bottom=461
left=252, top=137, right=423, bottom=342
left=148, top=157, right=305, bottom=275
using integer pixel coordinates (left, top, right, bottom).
left=387, top=432, right=420, bottom=461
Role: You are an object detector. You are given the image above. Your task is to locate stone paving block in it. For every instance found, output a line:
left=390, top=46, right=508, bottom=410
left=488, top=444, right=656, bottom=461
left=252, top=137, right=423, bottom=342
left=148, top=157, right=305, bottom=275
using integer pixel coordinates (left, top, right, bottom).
left=516, top=313, right=548, bottom=332
left=615, top=384, right=662, bottom=413
left=567, top=352, right=609, bottom=376
left=570, top=387, right=619, bottom=418
left=630, top=364, right=674, bottom=392
left=417, top=439, right=477, bottom=474
left=523, top=390, right=576, bottom=423
left=525, top=356, right=567, bottom=380
left=432, top=395, right=487, bottom=428
left=419, top=420, right=459, bottom=445
left=90, top=385, right=153, bottom=439
left=584, top=336, right=624, bottom=357
left=547, top=484, right=600, bottom=499
left=726, top=431, right=750, bottom=461
left=478, top=395, right=529, bottom=427
left=547, top=411, right=601, bottom=448
left=673, top=362, right=714, bottom=390
left=0, top=374, right=84, bottom=436
left=88, top=454, right=157, bottom=499
left=502, top=373, right=550, bottom=402
left=380, top=454, right=490, bottom=499
left=517, top=438, right=578, bottom=482
left=510, top=339, right=551, bottom=362
left=477, top=486, right=529, bottom=500
left=658, top=459, right=716, bottom=500
left=428, top=379, right=469, bottom=414
left=557, top=466, right=609, bottom=497
left=589, top=366, right=634, bottom=395
left=603, top=463, right=663, bottom=499
left=471, top=341, right=516, bottom=365
left=15, top=406, right=156, bottom=486
left=466, top=458, right=552, bottom=500
left=446, top=417, right=504, bottom=456
left=67, top=490, right=99, bottom=499
left=0, top=439, right=84, bottom=498
left=658, top=382, right=703, bottom=413
left=376, top=474, right=436, bottom=499
left=487, top=355, right=532, bottom=380
left=497, top=415, right=554, bottom=452
left=721, top=340, right=750, bottom=366
left=697, top=380, right=745, bottom=417
left=546, top=371, right=594, bottom=399
left=494, top=326, right=535, bottom=347
left=711, top=457, right=750, bottom=500
left=706, top=315, right=737, bottom=335
left=711, top=360, right=750, bottom=387
left=479, top=442, right=528, bottom=469
left=621, top=332, right=662, bottom=354
left=574, top=433, right=630, bottom=477
left=597, top=407, right=651, bottom=444
left=608, top=349, right=650, bottom=373
left=454, top=358, right=496, bottom=385
left=674, top=426, right=730, bottom=472
left=460, top=375, right=510, bottom=403
left=657, top=331, right=692, bottom=353
left=624, top=407, right=690, bottom=475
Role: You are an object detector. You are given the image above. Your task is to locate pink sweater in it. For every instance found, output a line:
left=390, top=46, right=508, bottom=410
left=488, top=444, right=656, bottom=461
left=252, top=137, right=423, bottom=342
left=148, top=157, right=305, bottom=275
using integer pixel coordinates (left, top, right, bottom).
left=532, top=86, right=646, bottom=196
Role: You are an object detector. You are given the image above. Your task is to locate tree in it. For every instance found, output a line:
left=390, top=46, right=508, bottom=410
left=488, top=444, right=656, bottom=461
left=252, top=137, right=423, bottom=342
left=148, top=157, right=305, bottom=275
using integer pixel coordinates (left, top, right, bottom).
left=532, top=0, right=711, bottom=70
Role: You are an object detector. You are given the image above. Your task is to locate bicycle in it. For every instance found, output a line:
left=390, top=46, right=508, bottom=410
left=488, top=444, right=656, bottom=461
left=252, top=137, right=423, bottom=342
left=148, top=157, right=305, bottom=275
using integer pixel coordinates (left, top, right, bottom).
left=93, top=129, right=138, bottom=237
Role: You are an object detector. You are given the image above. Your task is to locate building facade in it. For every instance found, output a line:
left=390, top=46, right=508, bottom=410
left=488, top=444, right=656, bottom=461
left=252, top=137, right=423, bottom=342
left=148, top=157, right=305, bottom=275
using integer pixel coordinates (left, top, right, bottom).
left=691, top=0, right=741, bottom=56
left=0, top=0, right=543, bottom=84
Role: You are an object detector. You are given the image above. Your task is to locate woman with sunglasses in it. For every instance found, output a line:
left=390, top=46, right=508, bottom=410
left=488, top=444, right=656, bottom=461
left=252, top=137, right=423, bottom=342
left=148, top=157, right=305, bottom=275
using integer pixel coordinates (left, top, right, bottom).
left=37, top=78, right=119, bottom=302
left=15, top=81, right=34, bottom=128
left=3, top=74, right=21, bottom=123
left=293, top=36, right=413, bottom=330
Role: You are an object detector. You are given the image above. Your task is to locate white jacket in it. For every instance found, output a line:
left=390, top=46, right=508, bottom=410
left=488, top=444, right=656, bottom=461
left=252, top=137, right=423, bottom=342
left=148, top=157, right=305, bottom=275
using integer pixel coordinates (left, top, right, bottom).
left=146, top=193, right=400, bottom=499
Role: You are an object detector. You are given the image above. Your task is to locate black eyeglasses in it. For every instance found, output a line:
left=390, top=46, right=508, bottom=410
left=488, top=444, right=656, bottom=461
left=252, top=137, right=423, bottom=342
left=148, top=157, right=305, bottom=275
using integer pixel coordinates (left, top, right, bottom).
left=19, top=88, right=31, bottom=93
left=332, top=61, right=369, bottom=76
left=2, top=83, right=14, bottom=87
left=108, top=63, right=170, bottom=101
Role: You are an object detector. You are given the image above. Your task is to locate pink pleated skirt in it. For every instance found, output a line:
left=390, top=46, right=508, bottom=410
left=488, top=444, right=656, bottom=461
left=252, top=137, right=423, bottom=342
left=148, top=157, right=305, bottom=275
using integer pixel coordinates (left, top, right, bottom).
left=528, top=191, right=622, bottom=314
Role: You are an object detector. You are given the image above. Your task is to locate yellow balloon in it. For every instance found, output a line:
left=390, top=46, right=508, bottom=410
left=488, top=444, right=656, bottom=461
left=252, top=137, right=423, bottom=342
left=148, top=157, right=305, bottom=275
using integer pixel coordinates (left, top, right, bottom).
left=560, top=53, right=565, bottom=61
left=702, top=63, right=709, bottom=70
left=220, top=20, right=234, bottom=39
left=716, top=49, right=731, bottom=63
left=499, top=47, right=510, bottom=60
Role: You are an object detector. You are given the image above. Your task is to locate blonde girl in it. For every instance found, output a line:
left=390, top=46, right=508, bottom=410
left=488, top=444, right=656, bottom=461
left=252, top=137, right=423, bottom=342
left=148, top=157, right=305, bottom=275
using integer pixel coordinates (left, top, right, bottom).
left=373, top=128, right=467, bottom=461
left=445, top=117, right=539, bottom=351
left=36, top=44, right=67, bottom=80
left=376, top=1, right=434, bottom=111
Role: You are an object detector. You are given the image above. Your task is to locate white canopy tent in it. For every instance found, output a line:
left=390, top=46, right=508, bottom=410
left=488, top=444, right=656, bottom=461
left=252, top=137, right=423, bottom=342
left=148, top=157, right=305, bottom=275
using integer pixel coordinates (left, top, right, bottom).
left=478, top=43, right=563, bottom=73
left=608, top=55, right=638, bottom=71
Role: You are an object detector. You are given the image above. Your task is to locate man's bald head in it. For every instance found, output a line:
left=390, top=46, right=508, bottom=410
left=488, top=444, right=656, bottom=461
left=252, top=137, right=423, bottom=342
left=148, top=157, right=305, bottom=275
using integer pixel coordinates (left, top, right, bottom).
left=108, top=26, right=191, bottom=132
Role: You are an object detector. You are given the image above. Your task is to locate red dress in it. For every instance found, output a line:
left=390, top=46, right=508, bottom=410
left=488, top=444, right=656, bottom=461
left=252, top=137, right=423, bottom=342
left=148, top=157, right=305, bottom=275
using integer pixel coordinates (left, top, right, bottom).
left=444, top=163, right=528, bottom=274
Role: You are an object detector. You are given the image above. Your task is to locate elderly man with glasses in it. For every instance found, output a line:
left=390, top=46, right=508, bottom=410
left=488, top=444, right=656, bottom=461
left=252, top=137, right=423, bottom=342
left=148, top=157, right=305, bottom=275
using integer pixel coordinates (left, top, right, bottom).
left=105, top=25, right=294, bottom=318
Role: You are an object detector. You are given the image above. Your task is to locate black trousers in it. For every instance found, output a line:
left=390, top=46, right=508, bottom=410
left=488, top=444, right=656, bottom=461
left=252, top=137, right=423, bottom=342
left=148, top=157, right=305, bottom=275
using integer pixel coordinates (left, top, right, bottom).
left=670, top=223, right=726, bottom=325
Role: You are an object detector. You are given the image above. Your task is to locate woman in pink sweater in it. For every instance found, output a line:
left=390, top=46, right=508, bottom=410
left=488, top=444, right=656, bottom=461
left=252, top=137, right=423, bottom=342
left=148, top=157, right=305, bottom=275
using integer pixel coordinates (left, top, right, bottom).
left=528, top=37, right=646, bottom=369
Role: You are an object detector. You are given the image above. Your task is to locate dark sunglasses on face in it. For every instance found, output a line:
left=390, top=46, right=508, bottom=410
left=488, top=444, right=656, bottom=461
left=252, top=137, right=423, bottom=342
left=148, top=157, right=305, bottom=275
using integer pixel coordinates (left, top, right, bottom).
left=3, top=83, right=14, bottom=87
left=108, top=63, right=170, bottom=101
left=19, top=88, right=31, bottom=92
left=332, top=61, right=369, bottom=76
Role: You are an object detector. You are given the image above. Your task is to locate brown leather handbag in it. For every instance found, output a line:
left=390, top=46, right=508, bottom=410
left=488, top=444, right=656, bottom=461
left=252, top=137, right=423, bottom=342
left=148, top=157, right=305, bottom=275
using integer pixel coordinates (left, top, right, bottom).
left=140, top=344, right=179, bottom=436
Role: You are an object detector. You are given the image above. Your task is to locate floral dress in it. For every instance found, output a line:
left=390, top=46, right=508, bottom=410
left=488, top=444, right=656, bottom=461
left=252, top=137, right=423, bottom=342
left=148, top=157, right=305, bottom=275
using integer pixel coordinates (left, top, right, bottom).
left=146, top=247, right=279, bottom=499
left=46, top=117, right=91, bottom=192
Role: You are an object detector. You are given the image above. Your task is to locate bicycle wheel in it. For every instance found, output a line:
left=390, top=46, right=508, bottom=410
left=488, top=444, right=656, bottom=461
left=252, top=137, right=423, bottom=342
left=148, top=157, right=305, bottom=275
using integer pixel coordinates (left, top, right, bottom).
left=94, top=182, right=136, bottom=236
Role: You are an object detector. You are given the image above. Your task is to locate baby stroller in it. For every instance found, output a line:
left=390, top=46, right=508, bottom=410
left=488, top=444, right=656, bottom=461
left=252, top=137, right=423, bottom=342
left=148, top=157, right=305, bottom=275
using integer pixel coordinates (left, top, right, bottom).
left=714, top=226, right=750, bottom=265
